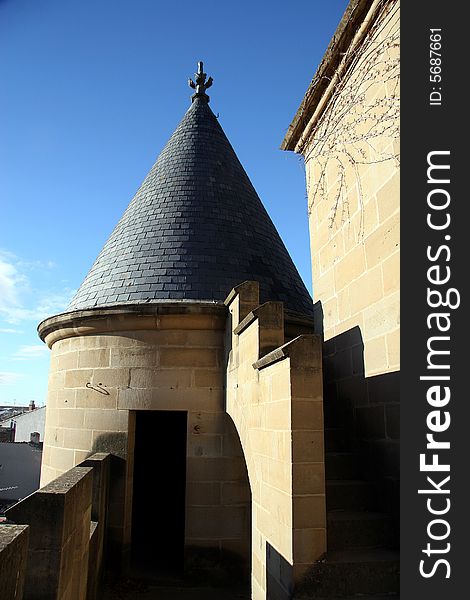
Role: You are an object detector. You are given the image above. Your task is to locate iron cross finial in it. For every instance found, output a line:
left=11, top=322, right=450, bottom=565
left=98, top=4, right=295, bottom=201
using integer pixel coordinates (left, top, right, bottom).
left=188, top=61, right=213, bottom=103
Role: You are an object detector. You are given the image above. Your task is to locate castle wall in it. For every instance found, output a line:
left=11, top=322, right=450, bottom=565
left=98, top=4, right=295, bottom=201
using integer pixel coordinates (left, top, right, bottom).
left=40, top=306, right=251, bottom=575
left=294, top=1, right=400, bottom=507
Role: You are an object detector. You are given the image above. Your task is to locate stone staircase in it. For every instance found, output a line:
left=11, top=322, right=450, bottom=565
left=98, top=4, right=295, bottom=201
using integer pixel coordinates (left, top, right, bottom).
left=295, top=427, right=399, bottom=599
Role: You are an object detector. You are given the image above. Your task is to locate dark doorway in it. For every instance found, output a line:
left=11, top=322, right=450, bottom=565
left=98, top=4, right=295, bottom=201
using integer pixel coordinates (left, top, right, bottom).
left=131, top=410, right=187, bottom=578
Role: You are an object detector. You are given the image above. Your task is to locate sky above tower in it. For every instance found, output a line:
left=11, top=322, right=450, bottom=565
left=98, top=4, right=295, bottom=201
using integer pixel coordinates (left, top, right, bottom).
left=0, top=0, right=348, bottom=405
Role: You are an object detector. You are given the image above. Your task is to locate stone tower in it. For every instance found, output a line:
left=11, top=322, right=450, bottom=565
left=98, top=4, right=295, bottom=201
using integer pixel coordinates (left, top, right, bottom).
left=38, top=63, right=323, bottom=597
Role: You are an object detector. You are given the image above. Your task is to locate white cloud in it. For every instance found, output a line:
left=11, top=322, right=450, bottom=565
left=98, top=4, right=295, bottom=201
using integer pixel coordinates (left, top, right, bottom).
left=0, top=254, right=26, bottom=313
left=0, top=251, right=74, bottom=324
left=13, top=344, right=49, bottom=360
left=0, top=328, right=24, bottom=334
left=0, top=371, right=25, bottom=385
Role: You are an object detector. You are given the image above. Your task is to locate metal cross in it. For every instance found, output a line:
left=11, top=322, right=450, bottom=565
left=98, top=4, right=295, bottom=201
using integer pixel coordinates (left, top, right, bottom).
left=188, top=61, right=213, bottom=102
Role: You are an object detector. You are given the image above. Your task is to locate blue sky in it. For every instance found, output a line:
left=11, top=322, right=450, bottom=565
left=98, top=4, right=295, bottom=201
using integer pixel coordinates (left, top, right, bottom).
left=0, top=0, right=348, bottom=406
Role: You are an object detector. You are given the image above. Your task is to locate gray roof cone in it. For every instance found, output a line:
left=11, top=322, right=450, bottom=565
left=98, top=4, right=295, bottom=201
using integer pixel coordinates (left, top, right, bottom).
left=68, top=67, right=313, bottom=317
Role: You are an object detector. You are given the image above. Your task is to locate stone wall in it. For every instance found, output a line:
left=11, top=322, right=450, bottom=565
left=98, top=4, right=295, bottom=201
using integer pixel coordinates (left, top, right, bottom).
left=6, top=466, right=93, bottom=600
left=304, top=0, right=399, bottom=376
left=287, top=0, right=400, bottom=511
left=0, top=524, right=29, bottom=600
left=225, top=282, right=324, bottom=600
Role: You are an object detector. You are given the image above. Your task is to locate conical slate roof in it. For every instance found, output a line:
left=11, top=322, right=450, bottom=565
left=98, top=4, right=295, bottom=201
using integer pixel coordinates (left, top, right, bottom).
left=67, top=70, right=313, bottom=317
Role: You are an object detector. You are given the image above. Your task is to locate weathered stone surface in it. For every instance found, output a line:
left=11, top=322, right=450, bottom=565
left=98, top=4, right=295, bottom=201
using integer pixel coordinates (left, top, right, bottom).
left=6, top=466, right=93, bottom=600
left=0, top=524, right=29, bottom=600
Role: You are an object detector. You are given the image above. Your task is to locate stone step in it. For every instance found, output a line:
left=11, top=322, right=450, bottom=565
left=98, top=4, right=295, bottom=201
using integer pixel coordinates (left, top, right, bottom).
left=294, top=549, right=399, bottom=598
left=326, top=480, right=376, bottom=511
left=324, top=428, right=351, bottom=453
left=325, top=453, right=358, bottom=480
left=327, top=511, right=393, bottom=551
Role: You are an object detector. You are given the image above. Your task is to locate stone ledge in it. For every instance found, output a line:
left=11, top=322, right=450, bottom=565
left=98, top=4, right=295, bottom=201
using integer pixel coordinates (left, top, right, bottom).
left=38, top=302, right=228, bottom=347
left=234, top=302, right=284, bottom=336
left=40, top=465, right=94, bottom=494
left=0, top=524, right=29, bottom=551
left=253, top=335, right=322, bottom=371
left=281, top=0, right=382, bottom=152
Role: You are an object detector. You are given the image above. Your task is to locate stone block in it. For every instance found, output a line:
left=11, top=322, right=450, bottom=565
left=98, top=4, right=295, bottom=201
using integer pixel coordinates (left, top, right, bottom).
left=186, top=506, right=248, bottom=539
left=264, top=457, right=291, bottom=491
left=293, top=495, right=326, bottom=529
left=186, top=457, right=247, bottom=483
left=293, top=527, right=327, bottom=564
left=377, top=172, right=399, bottom=222
left=265, top=401, right=291, bottom=431
left=78, top=349, right=110, bottom=369
left=291, top=369, right=323, bottom=401
left=362, top=196, right=379, bottom=237
left=292, top=463, right=325, bottom=495
left=57, top=408, right=85, bottom=429
left=55, top=388, right=77, bottom=408
left=322, top=296, right=338, bottom=328
left=159, top=347, right=218, bottom=367
left=222, top=430, right=244, bottom=458
left=334, top=245, right=366, bottom=292
left=386, top=327, right=400, bottom=368
left=62, top=428, right=93, bottom=451
left=260, top=486, right=291, bottom=527
left=187, top=433, right=222, bottom=457
left=91, top=368, right=130, bottom=388
left=364, top=212, right=399, bottom=269
left=349, top=265, right=383, bottom=316
left=188, top=411, right=225, bottom=435
left=292, top=431, right=324, bottom=463
left=48, top=446, right=75, bottom=472
left=0, top=524, right=29, bottom=600
left=64, top=369, right=93, bottom=389
left=364, top=291, right=400, bottom=341
left=56, top=351, right=79, bottom=371
left=83, top=409, right=128, bottom=432
left=75, top=387, right=118, bottom=410
left=75, top=450, right=91, bottom=464
left=186, top=481, right=221, bottom=506
left=313, top=268, right=335, bottom=303
left=193, top=369, right=224, bottom=389
left=110, top=347, right=157, bottom=368
left=118, top=387, right=222, bottom=412
left=382, top=250, right=399, bottom=297
left=48, top=370, right=65, bottom=391
left=221, top=481, right=251, bottom=505
left=364, top=336, right=388, bottom=375
left=129, top=367, right=191, bottom=389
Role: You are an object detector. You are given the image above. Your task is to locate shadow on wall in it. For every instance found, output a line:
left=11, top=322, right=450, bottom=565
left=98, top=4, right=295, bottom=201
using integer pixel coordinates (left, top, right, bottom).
left=266, top=542, right=293, bottom=600
left=314, top=301, right=400, bottom=539
left=90, top=434, right=128, bottom=570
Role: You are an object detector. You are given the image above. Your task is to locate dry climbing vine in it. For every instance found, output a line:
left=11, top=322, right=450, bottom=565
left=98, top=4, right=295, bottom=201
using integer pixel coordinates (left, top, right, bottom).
left=304, top=0, right=400, bottom=234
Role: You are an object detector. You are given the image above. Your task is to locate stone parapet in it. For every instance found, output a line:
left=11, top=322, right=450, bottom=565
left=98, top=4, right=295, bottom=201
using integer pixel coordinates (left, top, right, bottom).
left=225, top=283, right=324, bottom=599
left=6, top=466, right=93, bottom=600
left=0, top=524, right=29, bottom=600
